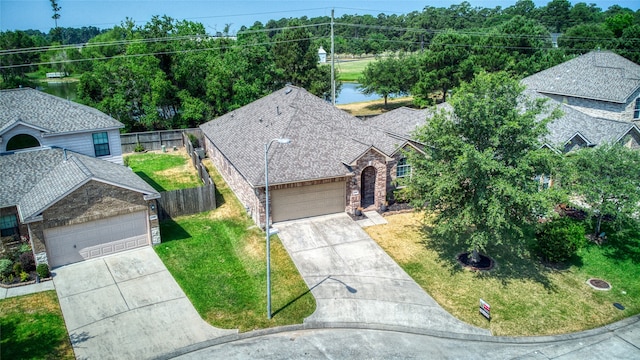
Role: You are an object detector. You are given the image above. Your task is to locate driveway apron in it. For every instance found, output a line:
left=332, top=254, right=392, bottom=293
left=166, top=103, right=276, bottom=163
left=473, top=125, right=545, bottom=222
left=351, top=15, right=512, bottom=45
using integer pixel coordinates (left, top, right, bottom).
left=276, top=213, right=489, bottom=335
left=53, top=247, right=236, bottom=360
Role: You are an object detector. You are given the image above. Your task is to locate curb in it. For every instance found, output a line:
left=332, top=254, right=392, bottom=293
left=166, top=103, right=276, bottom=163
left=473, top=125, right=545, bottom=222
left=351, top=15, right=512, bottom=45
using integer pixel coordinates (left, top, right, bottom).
left=154, top=314, right=640, bottom=359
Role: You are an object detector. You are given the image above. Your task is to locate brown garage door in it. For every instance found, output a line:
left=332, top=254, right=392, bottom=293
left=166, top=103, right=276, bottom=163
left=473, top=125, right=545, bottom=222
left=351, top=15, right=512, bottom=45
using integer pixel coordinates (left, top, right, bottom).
left=45, top=211, right=149, bottom=267
left=271, top=181, right=346, bottom=222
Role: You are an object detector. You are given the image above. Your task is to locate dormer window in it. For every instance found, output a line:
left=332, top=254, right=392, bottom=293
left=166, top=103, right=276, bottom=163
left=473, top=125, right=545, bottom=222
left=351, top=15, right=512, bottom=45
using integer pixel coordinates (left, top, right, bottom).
left=634, top=98, right=640, bottom=119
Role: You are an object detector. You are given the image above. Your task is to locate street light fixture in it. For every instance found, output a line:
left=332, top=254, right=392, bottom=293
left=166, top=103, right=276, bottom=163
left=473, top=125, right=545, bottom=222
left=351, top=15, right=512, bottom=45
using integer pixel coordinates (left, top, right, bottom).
left=265, top=137, right=291, bottom=319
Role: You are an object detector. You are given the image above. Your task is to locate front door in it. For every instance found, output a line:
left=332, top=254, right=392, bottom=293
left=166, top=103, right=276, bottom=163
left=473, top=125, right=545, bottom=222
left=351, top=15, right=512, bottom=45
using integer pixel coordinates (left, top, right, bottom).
left=361, top=166, right=376, bottom=208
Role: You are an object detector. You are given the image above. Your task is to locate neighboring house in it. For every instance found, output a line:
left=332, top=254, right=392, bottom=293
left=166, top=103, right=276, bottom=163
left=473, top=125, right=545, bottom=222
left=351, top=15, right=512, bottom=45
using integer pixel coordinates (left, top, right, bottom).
left=0, top=87, right=125, bottom=164
left=200, top=86, right=424, bottom=226
left=0, top=147, right=161, bottom=268
left=522, top=51, right=640, bottom=124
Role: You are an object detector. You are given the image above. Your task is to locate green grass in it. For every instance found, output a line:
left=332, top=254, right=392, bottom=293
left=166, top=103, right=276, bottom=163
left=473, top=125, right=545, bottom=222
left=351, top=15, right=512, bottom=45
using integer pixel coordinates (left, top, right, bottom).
left=366, top=212, right=640, bottom=336
left=335, top=58, right=375, bottom=82
left=155, top=162, right=315, bottom=331
left=0, top=291, right=74, bottom=360
left=124, top=152, right=201, bottom=191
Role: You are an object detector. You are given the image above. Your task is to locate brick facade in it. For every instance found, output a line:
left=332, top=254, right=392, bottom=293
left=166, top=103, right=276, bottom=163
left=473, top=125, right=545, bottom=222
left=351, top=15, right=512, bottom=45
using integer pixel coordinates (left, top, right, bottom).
left=347, top=149, right=388, bottom=212
left=205, top=137, right=262, bottom=225
left=26, top=181, right=158, bottom=266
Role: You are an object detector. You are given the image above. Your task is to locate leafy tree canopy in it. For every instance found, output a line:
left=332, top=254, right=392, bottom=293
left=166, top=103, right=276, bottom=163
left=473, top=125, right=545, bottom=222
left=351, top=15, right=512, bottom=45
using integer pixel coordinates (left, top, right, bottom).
left=407, top=72, right=562, bottom=261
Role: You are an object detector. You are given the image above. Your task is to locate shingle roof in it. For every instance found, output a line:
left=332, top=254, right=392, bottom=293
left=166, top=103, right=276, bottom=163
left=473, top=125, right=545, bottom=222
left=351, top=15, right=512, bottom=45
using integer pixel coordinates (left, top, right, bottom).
left=200, top=86, right=410, bottom=186
left=0, top=88, right=123, bottom=135
left=0, top=147, right=158, bottom=221
left=521, top=51, right=640, bottom=104
left=365, top=104, right=451, bottom=138
left=544, top=101, right=639, bottom=148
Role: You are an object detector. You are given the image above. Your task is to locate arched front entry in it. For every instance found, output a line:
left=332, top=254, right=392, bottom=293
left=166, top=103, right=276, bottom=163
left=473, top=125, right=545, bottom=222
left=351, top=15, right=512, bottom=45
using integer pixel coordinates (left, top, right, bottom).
left=6, top=134, right=40, bottom=151
left=361, top=166, right=376, bottom=208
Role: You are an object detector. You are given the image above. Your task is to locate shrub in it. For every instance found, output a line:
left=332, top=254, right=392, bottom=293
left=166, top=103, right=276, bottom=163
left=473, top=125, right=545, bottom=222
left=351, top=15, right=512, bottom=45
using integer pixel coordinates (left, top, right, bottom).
left=18, top=243, right=31, bottom=254
left=123, top=156, right=130, bottom=167
left=20, top=271, right=30, bottom=282
left=134, top=143, right=145, bottom=152
left=13, top=262, right=23, bottom=275
left=19, top=251, right=36, bottom=272
left=36, top=263, right=50, bottom=278
left=187, top=133, right=200, bottom=148
left=0, top=258, right=13, bottom=277
left=536, top=217, right=586, bottom=263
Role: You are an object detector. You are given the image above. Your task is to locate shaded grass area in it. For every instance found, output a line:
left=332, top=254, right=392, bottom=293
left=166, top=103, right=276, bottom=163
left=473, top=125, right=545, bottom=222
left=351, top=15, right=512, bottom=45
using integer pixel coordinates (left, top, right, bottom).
left=155, top=162, right=315, bottom=331
left=0, top=290, right=74, bottom=360
left=338, top=96, right=415, bottom=116
left=334, top=58, right=374, bottom=82
left=124, top=151, right=201, bottom=191
left=365, top=212, right=640, bottom=336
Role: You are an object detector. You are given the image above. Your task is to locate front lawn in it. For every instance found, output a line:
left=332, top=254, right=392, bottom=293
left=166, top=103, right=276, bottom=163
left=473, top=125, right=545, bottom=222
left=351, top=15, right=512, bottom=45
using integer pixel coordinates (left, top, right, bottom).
left=365, top=212, right=640, bottom=336
left=124, top=151, right=201, bottom=191
left=155, top=160, right=315, bottom=331
left=0, top=291, right=74, bottom=360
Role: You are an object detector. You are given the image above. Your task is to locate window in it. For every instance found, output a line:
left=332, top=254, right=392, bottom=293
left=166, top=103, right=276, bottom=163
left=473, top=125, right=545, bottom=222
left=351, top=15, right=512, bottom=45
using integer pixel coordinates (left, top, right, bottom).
left=534, top=174, right=552, bottom=190
left=634, top=98, right=640, bottom=119
left=92, top=132, right=110, bottom=157
left=0, top=214, right=18, bottom=237
left=396, top=158, right=411, bottom=178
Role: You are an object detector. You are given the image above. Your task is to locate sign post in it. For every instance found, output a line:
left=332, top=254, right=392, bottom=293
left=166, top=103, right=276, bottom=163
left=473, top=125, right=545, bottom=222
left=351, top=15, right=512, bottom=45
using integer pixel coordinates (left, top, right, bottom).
left=479, top=299, right=491, bottom=321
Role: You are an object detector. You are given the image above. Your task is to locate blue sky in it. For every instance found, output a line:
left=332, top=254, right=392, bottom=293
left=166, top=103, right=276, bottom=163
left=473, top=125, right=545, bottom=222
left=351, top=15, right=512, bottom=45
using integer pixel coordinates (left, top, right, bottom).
left=1, top=1, right=638, bottom=33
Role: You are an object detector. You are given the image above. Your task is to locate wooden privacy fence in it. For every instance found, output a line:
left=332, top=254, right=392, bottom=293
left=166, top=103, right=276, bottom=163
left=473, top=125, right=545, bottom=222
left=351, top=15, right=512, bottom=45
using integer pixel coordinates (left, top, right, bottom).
left=158, top=185, right=216, bottom=220
left=120, top=128, right=202, bottom=153
left=156, top=131, right=215, bottom=220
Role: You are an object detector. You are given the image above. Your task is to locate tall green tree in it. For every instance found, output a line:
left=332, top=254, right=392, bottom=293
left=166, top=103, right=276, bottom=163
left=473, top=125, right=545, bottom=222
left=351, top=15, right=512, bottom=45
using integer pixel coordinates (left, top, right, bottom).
left=359, top=54, right=416, bottom=107
left=412, top=30, right=475, bottom=105
left=563, top=143, right=640, bottom=237
left=407, top=72, right=561, bottom=262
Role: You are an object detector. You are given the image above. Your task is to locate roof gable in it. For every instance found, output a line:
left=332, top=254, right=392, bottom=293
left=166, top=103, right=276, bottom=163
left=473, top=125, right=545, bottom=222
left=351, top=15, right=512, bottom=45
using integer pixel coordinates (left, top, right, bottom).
left=0, top=88, right=124, bottom=135
left=0, top=147, right=158, bottom=221
left=522, top=51, right=640, bottom=104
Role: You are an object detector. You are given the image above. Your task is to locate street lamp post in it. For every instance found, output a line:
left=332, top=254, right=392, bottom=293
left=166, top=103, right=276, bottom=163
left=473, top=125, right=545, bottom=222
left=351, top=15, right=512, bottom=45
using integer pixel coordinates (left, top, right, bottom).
left=265, top=138, right=291, bottom=319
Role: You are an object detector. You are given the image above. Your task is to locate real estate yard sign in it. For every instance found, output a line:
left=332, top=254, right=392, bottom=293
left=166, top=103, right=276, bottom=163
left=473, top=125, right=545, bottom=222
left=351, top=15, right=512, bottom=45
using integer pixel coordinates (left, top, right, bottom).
left=479, top=299, right=491, bottom=320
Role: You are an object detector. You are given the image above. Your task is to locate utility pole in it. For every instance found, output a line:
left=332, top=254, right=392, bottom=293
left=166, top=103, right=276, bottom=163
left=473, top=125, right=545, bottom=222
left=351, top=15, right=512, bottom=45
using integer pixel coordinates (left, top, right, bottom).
left=331, top=8, right=336, bottom=106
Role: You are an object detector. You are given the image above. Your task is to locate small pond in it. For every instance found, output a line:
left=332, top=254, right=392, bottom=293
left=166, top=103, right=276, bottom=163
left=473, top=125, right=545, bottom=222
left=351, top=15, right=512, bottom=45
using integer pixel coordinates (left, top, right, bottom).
left=336, top=82, right=383, bottom=104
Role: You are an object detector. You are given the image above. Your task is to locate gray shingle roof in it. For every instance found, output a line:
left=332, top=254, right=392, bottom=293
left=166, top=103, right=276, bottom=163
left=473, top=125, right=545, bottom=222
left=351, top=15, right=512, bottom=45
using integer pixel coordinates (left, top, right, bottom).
left=200, top=86, right=411, bottom=186
left=0, top=147, right=158, bottom=221
left=365, top=104, right=452, bottom=139
left=544, top=101, right=639, bottom=148
left=521, top=51, right=640, bottom=104
left=0, top=88, right=123, bottom=135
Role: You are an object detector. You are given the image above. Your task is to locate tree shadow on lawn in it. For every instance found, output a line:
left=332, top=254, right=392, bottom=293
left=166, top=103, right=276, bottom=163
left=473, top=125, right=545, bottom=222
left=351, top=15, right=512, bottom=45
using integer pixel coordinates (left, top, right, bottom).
left=599, top=218, right=640, bottom=264
left=416, top=220, right=558, bottom=292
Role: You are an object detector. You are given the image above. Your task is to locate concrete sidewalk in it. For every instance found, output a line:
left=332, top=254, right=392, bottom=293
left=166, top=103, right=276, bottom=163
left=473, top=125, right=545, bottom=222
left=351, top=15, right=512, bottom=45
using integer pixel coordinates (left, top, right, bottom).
left=0, top=279, right=55, bottom=299
left=275, top=213, right=489, bottom=335
left=53, top=247, right=236, bottom=360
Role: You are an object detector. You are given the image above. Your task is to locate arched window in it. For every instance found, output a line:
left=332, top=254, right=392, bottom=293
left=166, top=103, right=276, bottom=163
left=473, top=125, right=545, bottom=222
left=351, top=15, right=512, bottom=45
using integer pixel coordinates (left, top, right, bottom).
left=6, top=134, right=40, bottom=151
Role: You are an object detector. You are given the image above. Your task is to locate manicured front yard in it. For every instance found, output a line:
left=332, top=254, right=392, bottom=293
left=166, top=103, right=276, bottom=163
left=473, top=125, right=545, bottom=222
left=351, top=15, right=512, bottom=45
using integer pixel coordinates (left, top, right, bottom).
left=154, top=159, right=315, bottom=331
left=0, top=291, right=74, bottom=360
left=365, top=212, right=640, bottom=336
left=124, top=151, right=201, bottom=191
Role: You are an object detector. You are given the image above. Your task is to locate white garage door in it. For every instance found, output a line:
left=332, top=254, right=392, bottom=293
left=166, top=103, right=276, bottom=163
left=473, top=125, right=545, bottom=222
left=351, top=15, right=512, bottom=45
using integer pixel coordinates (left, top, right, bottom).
left=271, top=181, right=346, bottom=222
left=45, top=211, right=149, bottom=267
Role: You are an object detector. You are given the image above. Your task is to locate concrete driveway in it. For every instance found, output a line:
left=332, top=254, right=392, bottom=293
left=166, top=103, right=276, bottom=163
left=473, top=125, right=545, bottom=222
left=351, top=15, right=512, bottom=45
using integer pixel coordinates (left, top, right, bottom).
left=276, top=213, right=489, bottom=335
left=53, top=247, right=236, bottom=360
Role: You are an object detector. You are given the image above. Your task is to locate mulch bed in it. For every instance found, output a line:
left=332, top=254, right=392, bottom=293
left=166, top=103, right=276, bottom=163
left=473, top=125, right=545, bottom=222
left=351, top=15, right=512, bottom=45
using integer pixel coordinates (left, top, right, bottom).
left=457, top=252, right=495, bottom=271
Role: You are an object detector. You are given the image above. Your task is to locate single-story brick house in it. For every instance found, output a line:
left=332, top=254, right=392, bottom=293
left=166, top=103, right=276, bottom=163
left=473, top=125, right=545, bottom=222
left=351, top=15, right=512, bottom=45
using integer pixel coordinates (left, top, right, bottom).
left=0, top=87, right=125, bottom=164
left=522, top=51, right=640, bottom=124
left=0, top=147, right=161, bottom=268
left=200, top=86, right=426, bottom=226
